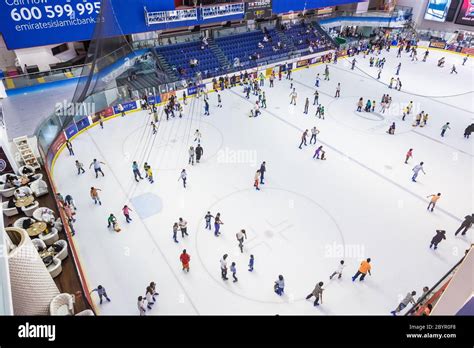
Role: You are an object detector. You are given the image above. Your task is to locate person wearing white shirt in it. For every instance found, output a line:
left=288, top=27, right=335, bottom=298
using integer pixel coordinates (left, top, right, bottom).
left=137, top=296, right=147, bottom=316
left=220, top=254, right=228, bottom=280
left=329, top=260, right=345, bottom=279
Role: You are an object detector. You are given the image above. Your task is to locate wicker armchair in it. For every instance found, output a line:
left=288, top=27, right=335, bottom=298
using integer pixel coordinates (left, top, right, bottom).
left=49, top=293, right=74, bottom=315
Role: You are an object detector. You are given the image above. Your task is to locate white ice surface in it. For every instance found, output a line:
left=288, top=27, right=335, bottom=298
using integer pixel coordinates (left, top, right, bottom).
left=52, top=48, right=473, bottom=315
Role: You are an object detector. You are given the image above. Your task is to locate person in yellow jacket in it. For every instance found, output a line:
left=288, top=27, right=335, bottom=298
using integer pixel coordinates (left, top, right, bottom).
left=426, top=193, right=441, bottom=212
left=352, top=258, right=372, bottom=282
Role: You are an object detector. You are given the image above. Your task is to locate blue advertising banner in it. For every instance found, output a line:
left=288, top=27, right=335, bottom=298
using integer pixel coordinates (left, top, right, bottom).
left=76, top=117, right=90, bottom=132
left=65, top=122, right=78, bottom=139
left=113, top=101, right=137, bottom=114
left=147, top=95, right=161, bottom=105
left=187, top=86, right=198, bottom=96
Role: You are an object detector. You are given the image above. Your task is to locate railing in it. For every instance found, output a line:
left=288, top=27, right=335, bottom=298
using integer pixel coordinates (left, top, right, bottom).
left=202, top=3, right=245, bottom=19
left=145, top=7, right=198, bottom=25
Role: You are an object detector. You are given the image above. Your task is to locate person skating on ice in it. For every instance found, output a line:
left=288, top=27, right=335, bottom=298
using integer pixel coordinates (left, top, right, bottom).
left=75, top=160, right=85, bottom=175
left=421, top=113, right=429, bottom=127
left=254, top=170, right=261, bottom=191
left=236, top=229, right=247, bottom=253
left=173, top=222, right=179, bottom=243
left=329, top=260, right=345, bottom=279
left=289, top=88, right=297, bottom=105
left=306, top=281, right=324, bottom=306
left=90, top=187, right=102, bottom=205
left=351, top=58, right=357, bottom=70
left=132, top=161, right=143, bottom=182
left=220, top=254, right=229, bottom=280
left=89, top=159, right=105, bottom=178
left=309, top=126, right=320, bottom=144
left=334, top=83, right=341, bottom=98
left=454, top=214, right=473, bottom=236
left=122, top=205, right=133, bottom=223
left=441, top=122, right=451, bottom=137
left=357, top=97, right=363, bottom=112
left=90, top=285, right=111, bottom=305
left=230, top=262, right=238, bottom=282
left=313, top=145, right=326, bottom=160
left=315, top=74, right=320, bottom=87
left=412, top=162, right=426, bottom=182
left=137, top=296, right=147, bottom=316
left=259, top=161, right=266, bottom=184
left=150, top=121, right=157, bottom=135
left=188, top=146, right=195, bottom=165
left=313, top=90, right=319, bottom=105
left=389, top=77, right=395, bottom=89
left=66, top=140, right=74, bottom=156
left=390, top=291, right=416, bottom=316
left=179, top=169, right=187, bottom=188
left=422, top=50, right=429, bottom=62
left=194, top=129, right=202, bottom=143
left=429, top=230, right=446, bottom=250
left=352, top=258, right=372, bottom=282
left=205, top=211, right=214, bottom=230
left=387, top=122, right=395, bottom=135
left=180, top=249, right=190, bottom=272
left=146, top=165, right=154, bottom=184
left=204, top=99, right=210, bottom=115
left=371, top=100, right=376, bottom=112
left=464, top=123, right=474, bottom=138
left=299, top=129, right=308, bottom=149
left=248, top=255, right=254, bottom=272
left=178, top=217, right=188, bottom=238
left=107, top=213, right=117, bottom=229
left=217, top=93, right=222, bottom=108
left=195, top=144, right=203, bottom=163
left=304, top=97, right=309, bottom=114
left=405, top=148, right=413, bottom=164
left=145, top=286, right=156, bottom=310
left=450, top=65, right=458, bottom=74
left=377, top=68, right=382, bottom=79
left=214, top=212, right=223, bottom=236
left=274, top=275, right=285, bottom=296
left=324, top=65, right=330, bottom=80
left=426, top=193, right=441, bottom=212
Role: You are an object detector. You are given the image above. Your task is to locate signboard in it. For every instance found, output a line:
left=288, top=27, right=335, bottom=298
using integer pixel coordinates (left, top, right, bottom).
left=429, top=39, right=447, bottom=49
left=147, top=95, right=161, bottom=105
left=113, top=101, right=137, bottom=114
left=160, top=91, right=176, bottom=103
left=424, top=0, right=452, bottom=22
left=47, top=131, right=66, bottom=167
left=0, top=146, right=15, bottom=175
left=76, top=117, right=91, bottom=131
left=245, top=0, right=272, bottom=19
left=455, top=0, right=474, bottom=26
left=297, top=59, right=309, bottom=68
left=65, top=123, right=79, bottom=139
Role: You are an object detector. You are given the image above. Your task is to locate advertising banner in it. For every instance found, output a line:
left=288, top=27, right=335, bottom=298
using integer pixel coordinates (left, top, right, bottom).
left=245, top=0, right=272, bottom=19
left=0, top=146, right=15, bottom=175
left=429, top=39, right=447, bottom=49
left=65, top=123, right=79, bottom=139
left=76, top=117, right=91, bottom=132
left=160, top=91, right=176, bottom=103
left=47, top=131, right=66, bottom=167
left=297, top=59, right=309, bottom=68
left=424, top=0, right=452, bottom=22
left=187, top=86, right=198, bottom=96
left=455, top=0, right=474, bottom=26
left=113, top=101, right=137, bottom=114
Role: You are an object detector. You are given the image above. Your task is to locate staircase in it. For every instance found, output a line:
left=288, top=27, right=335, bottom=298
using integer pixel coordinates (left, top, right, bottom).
left=275, top=28, right=296, bottom=52
left=208, top=38, right=230, bottom=69
left=313, top=22, right=339, bottom=49
left=153, top=49, right=179, bottom=81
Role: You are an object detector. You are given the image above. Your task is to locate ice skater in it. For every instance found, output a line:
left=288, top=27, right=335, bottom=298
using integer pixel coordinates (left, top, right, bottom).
left=145, top=286, right=155, bottom=310
left=90, top=285, right=111, bottom=305
left=66, top=140, right=74, bottom=156
left=248, top=255, right=254, bottom=272
left=329, top=260, right=345, bottom=279
left=204, top=99, right=210, bottom=115
left=405, top=148, right=413, bottom=164
left=324, top=65, right=330, bottom=80
left=179, top=217, right=188, bottom=238
left=179, top=169, right=187, bottom=188
left=464, top=123, right=474, bottom=138
left=352, top=258, right=372, bottom=282
left=188, top=146, right=195, bottom=165
left=260, top=161, right=266, bottom=184
left=309, top=126, right=320, bottom=144
left=205, top=211, right=214, bottom=230
left=450, top=65, right=458, bottom=74
left=441, top=122, right=451, bottom=137
left=387, top=122, right=396, bottom=135
left=194, top=129, right=202, bottom=143
left=351, top=58, right=357, bottom=70
left=315, top=74, right=320, bottom=87
left=306, top=282, right=324, bottom=306
left=151, top=121, right=157, bottom=135
left=390, top=291, right=416, bottom=316
left=146, top=165, right=154, bottom=184
left=289, top=88, right=297, bottom=105
left=462, top=55, right=469, bottom=66
left=304, top=97, right=310, bottom=114
left=217, top=93, right=222, bottom=108
left=299, top=129, right=308, bottom=149
left=122, top=205, right=133, bottom=223
left=90, top=187, right=102, bottom=205
left=454, top=214, right=473, bottom=236
left=137, top=296, right=146, bottom=316
left=230, top=262, right=238, bottom=282
left=180, top=249, right=190, bottom=272
left=412, top=162, right=426, bottom=182
left=426, top=193, right=441, bottom=212
left=429, top=230, right=446, bottom=250
left=220, top=254, right=228, bottom=280
left=107, top=213, right=117, bottom=229
left=254, top=170, right=261, bottom=191
left=313, top=90, right=319, bottom=105
left=236, top=229, right=247, bottom=253
left=214, top=212, right=223, bottom=236
left=396, top=63, right=401, bottom=75
left=75, top=160, right=85, bottom=175
left=423, top=50, right=429, bottom=62
left=274, top=275, right=285, bottom=296
left=195, top=144, right=203, bottom=163
left=89, top=159, right=105, bottom=178
left=334, top=83, right=341, bottom=98
left=357, top=97, right=363, bottom=112
left=132, top=161, right=143, bottom=182
left=173, top=222, right=179, bottom=243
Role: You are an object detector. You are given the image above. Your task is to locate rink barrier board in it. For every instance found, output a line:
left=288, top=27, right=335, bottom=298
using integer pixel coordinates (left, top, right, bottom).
left=46, top=46, right=468, bottom=314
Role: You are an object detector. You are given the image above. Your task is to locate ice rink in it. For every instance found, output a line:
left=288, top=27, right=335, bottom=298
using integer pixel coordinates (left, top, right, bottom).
left=52, top=48, right=473, bottom=315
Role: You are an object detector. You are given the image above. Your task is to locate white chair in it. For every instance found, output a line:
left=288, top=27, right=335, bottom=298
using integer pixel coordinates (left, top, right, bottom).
left=2, top=201, right=19, bottom=217
left=29, top=174, right=43, bottom=183
left=18, top=165, right=36, bottom=175
left=21, top=201, right=39, bottom=217
left=39, top=228, right=59, bottom=246
left=49, top=293, right=74, bottom=315
left=30, top=179, right=48, bottom=197
left=13, top=217, right=35, bottom=229
left=47, top=257, right=62, bottom=278
left=53, top=218, right=63, bottom=232
left=31, top=238, right=47, bottom=252
left=0, top=185, right=17, bottom=198
left=15, top=186, right=33, bottom=198
left=48, top=239, right=68, bottom=261
left=33, top=207, right=54, bottom=222
left=75, top=310, right=95, bottom=316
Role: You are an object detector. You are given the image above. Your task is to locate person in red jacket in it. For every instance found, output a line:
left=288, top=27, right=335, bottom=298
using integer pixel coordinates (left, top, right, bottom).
left=180, top=249, right=190, bottom=272
left=405, top=148, right=413, bottom=164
